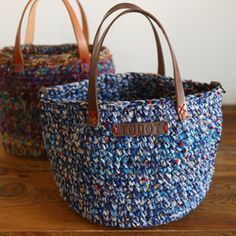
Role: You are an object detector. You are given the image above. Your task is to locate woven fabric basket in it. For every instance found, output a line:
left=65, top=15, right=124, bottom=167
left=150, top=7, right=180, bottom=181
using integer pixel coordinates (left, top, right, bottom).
left=0, top=0, right=115, bottom=157
left=40, top=5, right=224, bottom=228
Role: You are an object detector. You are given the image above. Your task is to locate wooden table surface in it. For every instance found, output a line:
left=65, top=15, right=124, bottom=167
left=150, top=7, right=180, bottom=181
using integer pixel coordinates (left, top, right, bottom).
left=0, top=106, right=236, bottom=236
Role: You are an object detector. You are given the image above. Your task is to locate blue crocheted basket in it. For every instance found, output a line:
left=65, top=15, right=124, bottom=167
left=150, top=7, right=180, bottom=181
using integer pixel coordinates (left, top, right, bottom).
left=40, top=5, right=224, bottom=229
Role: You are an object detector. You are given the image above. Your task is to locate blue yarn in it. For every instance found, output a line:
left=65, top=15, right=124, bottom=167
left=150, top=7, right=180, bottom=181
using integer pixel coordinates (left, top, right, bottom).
left=40, top=73, right=223, bottom=228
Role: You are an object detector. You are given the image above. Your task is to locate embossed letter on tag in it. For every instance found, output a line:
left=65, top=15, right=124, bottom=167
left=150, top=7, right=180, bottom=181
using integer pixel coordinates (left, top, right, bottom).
left=113, top=122, right=168, bottom=137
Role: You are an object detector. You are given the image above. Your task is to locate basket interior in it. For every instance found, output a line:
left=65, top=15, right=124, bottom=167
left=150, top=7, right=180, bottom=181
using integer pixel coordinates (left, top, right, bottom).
left=45, top=73, right=215, bottom=103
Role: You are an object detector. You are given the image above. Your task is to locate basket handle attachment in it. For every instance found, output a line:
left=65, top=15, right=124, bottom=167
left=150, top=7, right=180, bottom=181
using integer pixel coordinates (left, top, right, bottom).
left=88, top=6, right=188, bottom=127
left=14, top=0, right=90, bottom=73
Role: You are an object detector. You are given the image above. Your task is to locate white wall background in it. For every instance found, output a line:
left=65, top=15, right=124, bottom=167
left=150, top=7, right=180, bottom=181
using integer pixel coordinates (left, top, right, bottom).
left=0, top=0, right=235, bottom=104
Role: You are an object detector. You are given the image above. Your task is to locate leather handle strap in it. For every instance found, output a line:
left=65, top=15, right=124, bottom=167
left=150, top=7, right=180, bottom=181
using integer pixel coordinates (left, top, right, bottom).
left=14, top=0, right=90, bottom=73
left=88, top=7, right=188, bottom=127
left=93, top=3, right=165, bottom=76
left=25, top=0, right=89, bottom=44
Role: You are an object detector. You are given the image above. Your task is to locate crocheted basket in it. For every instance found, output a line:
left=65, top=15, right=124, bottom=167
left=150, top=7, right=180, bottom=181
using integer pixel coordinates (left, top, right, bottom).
left=40, top=5, right=224, bottom=229
left=0, top=0, right=115, bottom=157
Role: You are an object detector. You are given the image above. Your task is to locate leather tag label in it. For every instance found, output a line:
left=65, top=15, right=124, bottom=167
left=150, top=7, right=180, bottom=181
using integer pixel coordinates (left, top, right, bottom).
left=113, top=121, right=168, bottom=137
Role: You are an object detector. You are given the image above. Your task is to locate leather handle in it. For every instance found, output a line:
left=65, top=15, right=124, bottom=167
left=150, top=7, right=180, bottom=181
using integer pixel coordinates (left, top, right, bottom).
left=25, top=0, right=89, bottom=44
left=93, top=3, right=165, bottom=76
left=88, top=7, right=188, bottom=127
left=14, top=0, right=90, bottom=73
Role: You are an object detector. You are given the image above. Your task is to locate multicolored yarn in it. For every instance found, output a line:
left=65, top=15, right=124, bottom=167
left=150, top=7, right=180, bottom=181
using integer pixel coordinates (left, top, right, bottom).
left=40, top=73, right=224, bottom=228
left=0, top=44, right=115, bottom=157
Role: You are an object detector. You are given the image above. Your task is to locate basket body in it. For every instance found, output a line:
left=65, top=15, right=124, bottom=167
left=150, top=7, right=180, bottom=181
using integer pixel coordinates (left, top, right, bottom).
left=40, top=73, right=223, bottom=228
left=0, top=44, right=115, bottom=157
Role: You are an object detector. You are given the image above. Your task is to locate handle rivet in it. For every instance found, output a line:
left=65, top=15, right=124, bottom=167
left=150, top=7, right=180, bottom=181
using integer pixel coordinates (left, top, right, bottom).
left=88, top=110, right=97, bottom=126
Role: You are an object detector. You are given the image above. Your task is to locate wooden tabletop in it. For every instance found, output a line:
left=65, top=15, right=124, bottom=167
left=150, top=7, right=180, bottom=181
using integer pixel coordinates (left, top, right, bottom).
left=0, top=106, right=236, bottom=236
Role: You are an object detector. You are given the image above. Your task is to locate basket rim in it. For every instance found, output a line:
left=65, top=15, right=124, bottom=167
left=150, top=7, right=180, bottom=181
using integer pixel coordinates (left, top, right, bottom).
left=40, top=73, right=223, bottom=108
left=0, top=44, right=113, bottom=75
